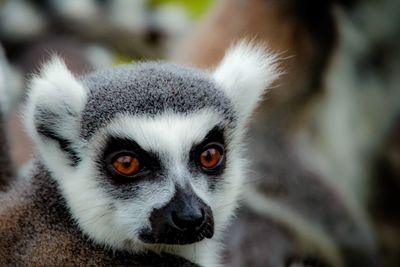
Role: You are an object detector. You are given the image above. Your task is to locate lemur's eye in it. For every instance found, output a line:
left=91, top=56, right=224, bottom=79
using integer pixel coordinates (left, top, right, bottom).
left=199, top=143, right=224, bottom=170
left=112, top=155, right=140, bottom=176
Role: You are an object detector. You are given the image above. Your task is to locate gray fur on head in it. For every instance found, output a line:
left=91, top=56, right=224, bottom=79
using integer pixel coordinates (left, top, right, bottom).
left=22, top=40, right=279, bottom=267
left=81, top=62, right=235, bottom=140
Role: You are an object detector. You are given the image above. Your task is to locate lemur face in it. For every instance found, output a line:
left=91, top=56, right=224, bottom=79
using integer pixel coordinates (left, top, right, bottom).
left=69, top=63, right=239, bottom=247
left=25, top=41, right=279, bottom=252
left=92, top=112, right=228, bottom=245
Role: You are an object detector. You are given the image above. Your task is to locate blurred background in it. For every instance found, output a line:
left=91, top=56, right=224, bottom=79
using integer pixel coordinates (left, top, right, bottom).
left=0, top=0, right=399, bottom=266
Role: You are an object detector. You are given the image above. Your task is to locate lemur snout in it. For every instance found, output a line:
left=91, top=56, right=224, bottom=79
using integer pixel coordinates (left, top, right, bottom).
left=171, top=206, right=206, bottom=232
left=139, top=186, right=214, bottom=245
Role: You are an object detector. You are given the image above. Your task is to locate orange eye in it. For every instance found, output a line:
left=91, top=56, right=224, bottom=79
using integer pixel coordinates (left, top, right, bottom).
left=112, top=155, right=140, bottom=176
left=199, top=147, right=222, bottom=170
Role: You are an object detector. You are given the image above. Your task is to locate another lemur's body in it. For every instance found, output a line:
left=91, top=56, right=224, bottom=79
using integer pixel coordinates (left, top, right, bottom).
left=0, top=42, right=279, bottom=266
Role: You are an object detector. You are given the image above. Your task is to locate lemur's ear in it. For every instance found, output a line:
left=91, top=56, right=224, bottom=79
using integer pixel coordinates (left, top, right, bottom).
left=24, top=57, right=87, bottom=167
left=213, top=40, right=280, bottom=122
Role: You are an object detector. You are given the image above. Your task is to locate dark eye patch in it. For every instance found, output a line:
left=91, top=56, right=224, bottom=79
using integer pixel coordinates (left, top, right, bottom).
left=100, top=137, right=162, bottom=185
left=190, top=126, right=227, bottom=178
left=199, top=126, right=225, bottom=146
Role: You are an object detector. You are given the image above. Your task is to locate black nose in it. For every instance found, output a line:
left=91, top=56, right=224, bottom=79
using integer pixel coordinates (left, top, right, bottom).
left=139, top=185, right=214, bottom=245
left=171, top=208, right=206, bottom=232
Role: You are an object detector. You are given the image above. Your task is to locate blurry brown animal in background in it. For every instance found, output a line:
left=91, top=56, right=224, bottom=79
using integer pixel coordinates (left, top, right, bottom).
left=171, top=0, right=381, bottom=266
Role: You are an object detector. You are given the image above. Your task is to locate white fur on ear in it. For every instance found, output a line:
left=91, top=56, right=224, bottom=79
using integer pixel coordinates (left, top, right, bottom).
left=213, top=40, right=280, bottom=121
left=24, top=57, right=87, bottom=166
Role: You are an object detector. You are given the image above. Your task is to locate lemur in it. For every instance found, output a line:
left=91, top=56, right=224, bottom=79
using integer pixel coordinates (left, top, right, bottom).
left=0, top=41, right=279, bottom=266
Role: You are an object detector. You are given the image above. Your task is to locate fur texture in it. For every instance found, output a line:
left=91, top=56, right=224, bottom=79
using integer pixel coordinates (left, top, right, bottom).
left=0, top=164, right=199, bottom=267
left=0, top=50, right=14, bottom=190
left=213, top=41, right=280, bottom=123
left=0, top=104, right=12, bottom=190
left=1, top=42, right=279, bottom=266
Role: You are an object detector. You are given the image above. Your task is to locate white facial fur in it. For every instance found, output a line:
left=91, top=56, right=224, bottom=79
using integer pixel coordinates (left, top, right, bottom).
left=79, top=111, right=246, bottom=266
left=24, top=41, right=279, bottom=266
left=24, top=57, right=87, bottom=165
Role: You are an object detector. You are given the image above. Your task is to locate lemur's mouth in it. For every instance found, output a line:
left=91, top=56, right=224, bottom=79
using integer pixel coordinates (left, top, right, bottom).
left=139, top=186, right=214, bottom=245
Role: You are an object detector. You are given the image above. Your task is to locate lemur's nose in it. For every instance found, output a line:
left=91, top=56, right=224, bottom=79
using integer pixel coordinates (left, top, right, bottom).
left=139, top=185, right=214, bottom=245
left=171, top=207, right=206, bottom=232
left=167, top=186, right=211, bottom=235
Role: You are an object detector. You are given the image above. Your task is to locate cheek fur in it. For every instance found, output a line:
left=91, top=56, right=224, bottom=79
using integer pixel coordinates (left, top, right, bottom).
left=109, top=179, right=176, bottom=237
left=207, top=147, right=246, bottom=232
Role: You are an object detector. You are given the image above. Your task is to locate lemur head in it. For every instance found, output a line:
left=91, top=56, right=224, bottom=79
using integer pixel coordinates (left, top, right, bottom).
left=24, top=41, right=279, bottom=252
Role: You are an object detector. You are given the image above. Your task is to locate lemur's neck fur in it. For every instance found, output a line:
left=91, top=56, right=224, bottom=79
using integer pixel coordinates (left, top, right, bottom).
left=0, top=162, right=199, bottom=266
